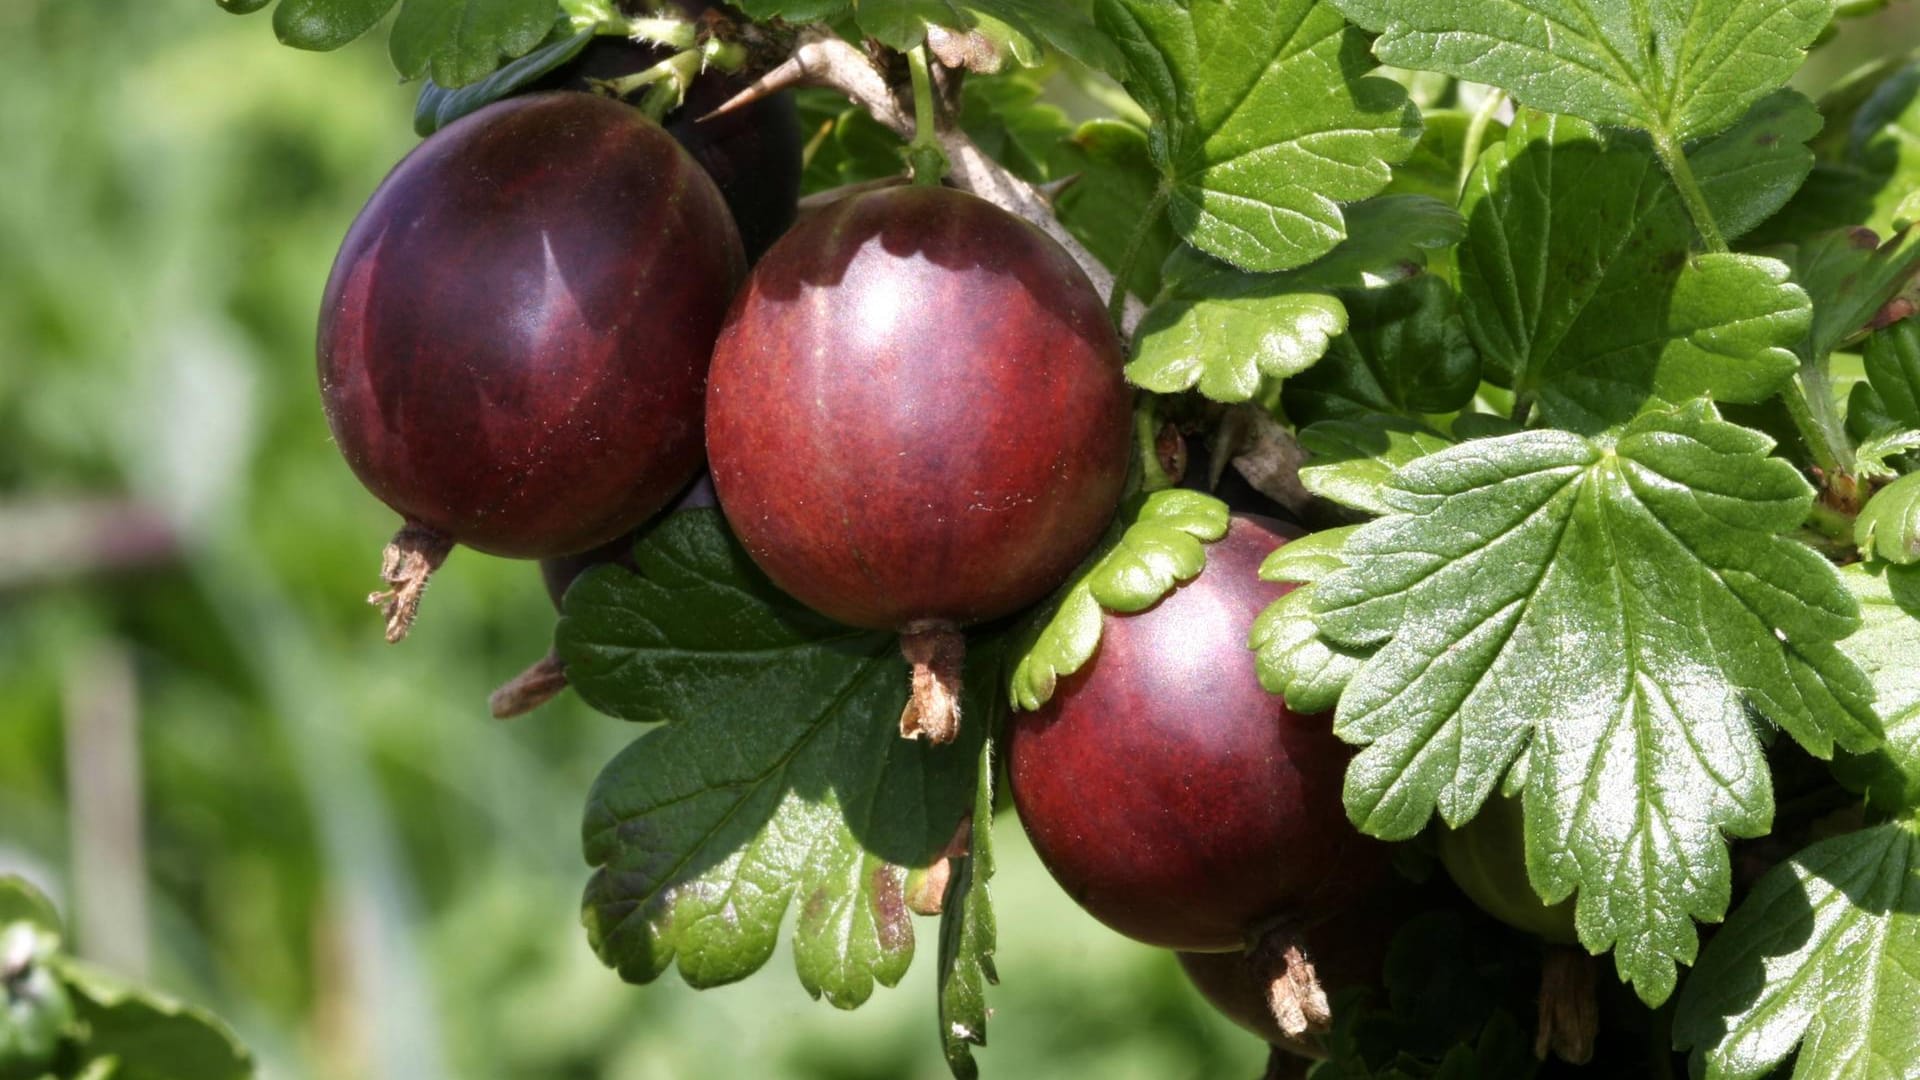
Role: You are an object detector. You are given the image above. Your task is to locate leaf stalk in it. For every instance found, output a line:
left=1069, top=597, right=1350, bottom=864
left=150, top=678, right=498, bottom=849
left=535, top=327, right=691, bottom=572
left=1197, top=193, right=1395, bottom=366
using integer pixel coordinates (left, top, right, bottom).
left=1109, top=186, right=1171, bottom=333
left=1783, top=356, right=1858, bottom=481
left=1456, top=89, right=1507, bottom=200
left=905, top=46, right=949, bottom=185
left=1651, top=129, right=1727, bottom=254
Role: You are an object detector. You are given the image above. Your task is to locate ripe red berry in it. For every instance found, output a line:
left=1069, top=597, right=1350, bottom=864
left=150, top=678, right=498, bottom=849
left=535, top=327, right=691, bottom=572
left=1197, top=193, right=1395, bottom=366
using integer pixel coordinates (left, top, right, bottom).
left=705, top=185, right=1132, bottom=742
left=1008, top=514, right=1389, bottom=1034
left=1009, top=514, right=1386, bottom=949
left=532, top=12, right=801, bottom=260
left=318, top=92, right=743, bottom=640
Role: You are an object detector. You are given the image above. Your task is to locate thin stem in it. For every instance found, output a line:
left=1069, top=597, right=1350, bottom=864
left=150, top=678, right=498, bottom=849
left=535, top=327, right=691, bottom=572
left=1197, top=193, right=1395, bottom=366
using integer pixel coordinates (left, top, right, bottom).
left=1456, top=89, right=1507, bottom=200
left=1109, top=185, right=1171, bottom=332
left=609, top=50, right=702, bottom=120
left=1781, top=378, right=1841, bottom=474
left=1651, top=129, right=1727, bottom=253
left=1803, top=361, right=1858, bottom=474
left=1804, top=500, right=1855, bottom=542
left=1783, top=357, right=1857, bottom=479
left=905, top=46, right=948, bottom=184
left=1133, top=400, right=1175, bottom=494
left=1510, top=391, right=1534, bottom=428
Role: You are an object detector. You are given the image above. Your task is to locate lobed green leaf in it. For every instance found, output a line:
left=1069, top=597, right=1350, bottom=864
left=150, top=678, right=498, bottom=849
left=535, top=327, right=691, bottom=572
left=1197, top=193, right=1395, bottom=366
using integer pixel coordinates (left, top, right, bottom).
left=1313, top=402, right=1880, bottom=1003
left=936, top=705, right=1001, bottom=1078
left=1096, top=0, right=1421, bottom=273
left=1457, top=110, right=1810, bottom=432
left=1008, top=490, right=1230, bottom=711
left=1297, top=416, right=1453, bottom=516
left=1129, top=195, right=1463, bottom=402
left=388, top=0, right=560, bottom=87
left=1330, top=0, right=1834, bottom=145
left=1775, top=225, right=1920, bottom=375
left=1858, top=473, right=1920, bottom=565
left=1674, top=821, right=1920, bottom=1080
left=565, top=512, right=980, bottom=1007
left=54, top=958, right=255, bottom=1080
left=1283, top=273, right=1480, bottom=425
left=1867, top=320, right=1920, bottom=431
left=0, top=876, right=62, bottom=937
left=413, top=25, right=594, bottom=136
left=1250, top=525, right=1370, bottom=714
left=1832, top=563, right=1920, bottom=813
left=223, top=0, right=563, bottom=88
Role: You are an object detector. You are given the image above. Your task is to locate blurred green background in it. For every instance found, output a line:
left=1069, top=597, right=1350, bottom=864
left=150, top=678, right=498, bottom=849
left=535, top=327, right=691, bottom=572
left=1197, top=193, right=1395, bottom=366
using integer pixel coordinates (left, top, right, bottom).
left=3, top=2, right=1919, bottom=1078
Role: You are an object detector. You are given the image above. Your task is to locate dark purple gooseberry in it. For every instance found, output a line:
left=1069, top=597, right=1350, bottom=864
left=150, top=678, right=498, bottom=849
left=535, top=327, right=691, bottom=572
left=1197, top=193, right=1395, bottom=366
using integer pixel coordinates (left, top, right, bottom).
left=1007, top=514, right=1391, bottom=1034
left=532, top=12, right=802, bottom=260
left=705, top=185, right=1133, bottom=743
left=318, top=92, right=743, bottom=641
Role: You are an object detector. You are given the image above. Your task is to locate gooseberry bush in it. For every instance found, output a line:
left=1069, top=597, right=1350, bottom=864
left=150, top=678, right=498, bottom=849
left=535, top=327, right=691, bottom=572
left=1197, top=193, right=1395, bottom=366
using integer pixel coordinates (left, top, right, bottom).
left=215, top=0, right=1920, bottom=1074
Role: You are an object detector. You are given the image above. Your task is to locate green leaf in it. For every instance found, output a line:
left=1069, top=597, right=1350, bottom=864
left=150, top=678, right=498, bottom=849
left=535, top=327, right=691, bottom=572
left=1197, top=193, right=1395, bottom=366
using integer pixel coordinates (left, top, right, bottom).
left=796, top=92, right=907, bottom=194
left=1129, top=196, right=1463, bottom=401
left=1283, top=274, right=1481, bottom=425
left=958, top=71, right=1072, bottom=184
left=852, top=0, right=1123, bottom=72
left=1313, top=401, right=1880, bottom=1004
left=1250, top=525, right=1370, bottom=714
left=1843, top=59, right=1920, bottom=236
left=1095, top=0, right=1421, bottom=272
left=1858, top=472, right=1920, bottom=564
left=1008, top=490, right=1230, bottom=711
left=1866, top=319, right=1920, bottom=429
left=1856, top=427, right=1920, bottom=478
left=1382, top=108, right=1501, bottom=204
left=413, top=24, right=593, bottom=136
left=272, top=0, right=397, bottom=49
left=1050, top=121, right=1177, bottom=300
left=1777, top=225, right=1920, bottom=365
left=1689, top=89, right=1823, bottom=243
left=1832, top=563, right=1920, bottom=813
left=1458, top=110, right=1810, bottom=433
left=1298, top=416, right=1452, bottom=515
left=1330, top=0, right=1834, bottom=146
left=565, top=512, right=979, bottom=1006
left=1, top=923, right=74, bottom=1076
left=1127, top=263, right=1346, bottom=401
left=388, top=0, right=560, bottom=88
left=1673, top=821, right=1920, bottom=1080
left=55, top=958, right=253, bottom=1080
left=936, top=714, right=1000, bottom=1078
left=0, top=877, right=61, bottom=937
